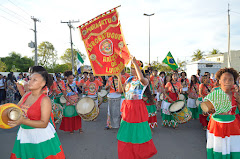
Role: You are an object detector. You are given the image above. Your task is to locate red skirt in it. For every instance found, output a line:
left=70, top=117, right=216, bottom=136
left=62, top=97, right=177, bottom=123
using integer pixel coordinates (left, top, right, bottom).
left=59, top=116, right=82, bottom=132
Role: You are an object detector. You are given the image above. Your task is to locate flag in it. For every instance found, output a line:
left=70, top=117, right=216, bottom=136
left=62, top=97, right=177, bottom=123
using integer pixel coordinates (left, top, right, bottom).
left=78, top=6, right=130, bottom=76
left=162, top=51, right=178, bottom=70
left=77, top=52, right=84, bottom=74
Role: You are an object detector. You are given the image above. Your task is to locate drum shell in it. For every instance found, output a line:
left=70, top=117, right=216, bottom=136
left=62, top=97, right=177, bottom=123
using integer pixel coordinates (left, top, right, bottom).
left=201, top=100, right=214, bottom=113
left=108, top=93, right=121, bottom=128
left=169, top=100, right=192, bottom=124
left=98, top=90, right=108, bottom=103
left=76, top=97, right=99, bottom=121
left=0, top=103, right=22, bottom=129
left=60, top=95, right=66, bottom=104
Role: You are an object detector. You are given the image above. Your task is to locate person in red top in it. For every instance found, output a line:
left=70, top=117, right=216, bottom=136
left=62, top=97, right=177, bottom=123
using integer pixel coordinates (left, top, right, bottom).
left=178, top=71, right=189, bottom=100
left=79, top=72, right=89, bottom=96
left=105, top=75, right=125, bottom=129
left=187, top=75, right=199, bottom=119
left=199, top=75, right=213, bottom=130
left=95, top=76, right=103, bottom=84
left=83, top=72, right=103, bottom=105
left=52, top=73, right=67, bottom=104
left=9, top=70, right=65, bottom=159
left=162, top=73, right=182, bottom=128
left=59, top=70, right=82, bottom=134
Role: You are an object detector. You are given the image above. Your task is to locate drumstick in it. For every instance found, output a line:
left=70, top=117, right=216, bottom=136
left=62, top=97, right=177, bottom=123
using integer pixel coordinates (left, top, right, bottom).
left=118, top=75, right=126, bottom=99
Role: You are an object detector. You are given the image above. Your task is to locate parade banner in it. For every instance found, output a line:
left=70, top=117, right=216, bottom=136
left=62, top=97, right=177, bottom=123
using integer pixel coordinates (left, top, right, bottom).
left=79, top=6, right=130, bottom=76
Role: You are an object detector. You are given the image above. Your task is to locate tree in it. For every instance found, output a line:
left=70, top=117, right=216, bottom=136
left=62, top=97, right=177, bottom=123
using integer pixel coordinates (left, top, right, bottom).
left=1, top=52, right=34, bottom=72
left=51, top=63, right=72, bottom=73
left=177, top=60, right=186, bottom=71
left=209, top=49, right=219, bottom=55
left=192, top=49, right=204, bottom=61
left=60, top=48, right=86, bottom=71
left=0, top=60, right=7, bottom=71
left=36, top=41, right=57, bottom=69
left=144, top=61, right=173, bottom=73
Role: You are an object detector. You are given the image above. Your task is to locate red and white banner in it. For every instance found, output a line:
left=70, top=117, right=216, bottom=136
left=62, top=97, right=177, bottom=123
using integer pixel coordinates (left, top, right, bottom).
left=79, top=6, right=130, bottom=76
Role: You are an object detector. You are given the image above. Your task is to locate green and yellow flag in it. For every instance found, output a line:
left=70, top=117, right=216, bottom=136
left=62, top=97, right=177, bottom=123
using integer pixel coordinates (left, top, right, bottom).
left=162, top=51, right=178, bottom=70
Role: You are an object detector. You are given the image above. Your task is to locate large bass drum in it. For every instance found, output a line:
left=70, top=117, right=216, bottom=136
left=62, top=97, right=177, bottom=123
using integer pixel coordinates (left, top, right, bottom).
left=169, top=100, right=192, bottom=124
left=76, top=97, right=99, bottom=121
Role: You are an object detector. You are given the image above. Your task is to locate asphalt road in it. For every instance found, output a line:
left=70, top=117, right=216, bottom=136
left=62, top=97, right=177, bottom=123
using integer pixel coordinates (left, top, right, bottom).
left=0, top=102, right=207, bottom=159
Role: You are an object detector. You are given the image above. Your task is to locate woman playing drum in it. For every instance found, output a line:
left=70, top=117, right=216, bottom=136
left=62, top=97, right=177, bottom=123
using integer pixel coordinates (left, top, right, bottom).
left=187, top=75, right=199, bottom=119
left=9, top=70, right=65, bottom=159
left=117, top=56, right=157, bottom=159
left=199, top=75, right=213, bottom=130
left=59, top=70, right=82, bottom=134
left=205, top=68, right=240, bottom=159
left=162, top=73, right=182, bottom=128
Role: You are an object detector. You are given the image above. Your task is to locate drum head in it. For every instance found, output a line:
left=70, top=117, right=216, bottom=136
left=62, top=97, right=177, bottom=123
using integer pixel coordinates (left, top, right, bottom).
left=179, top=94, right=185, bottom=101
left=76, top=97, right=95, bottom=114
left=169, top=101, right=185, bottom=112
left=99, top=90, right=108, bottom=97
left=107, top=93, right=121, bottom=98
left=60, top=96, right=66, bottom=103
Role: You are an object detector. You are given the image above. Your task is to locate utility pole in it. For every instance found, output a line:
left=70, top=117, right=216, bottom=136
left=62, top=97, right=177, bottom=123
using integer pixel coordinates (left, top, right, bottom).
left=143, top=13, right=154, bottom=65
left=227, top=3, right=231, bottom=68
left=31, top=16, right=40, bottom=66
left=61, top=20, right=80, bottom=74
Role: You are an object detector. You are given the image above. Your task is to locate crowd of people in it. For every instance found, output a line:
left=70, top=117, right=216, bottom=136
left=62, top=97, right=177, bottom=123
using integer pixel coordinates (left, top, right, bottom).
left=2, top=56, right=240, bottom=159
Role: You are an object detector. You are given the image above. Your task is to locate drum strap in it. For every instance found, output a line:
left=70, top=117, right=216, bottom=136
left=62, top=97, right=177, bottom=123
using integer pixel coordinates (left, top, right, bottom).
left=204, top=84, right=211, bottom=93
left=112, top=76, right=117, bottom=91
left=68, top=84, right=76, bottom=93
left=170, top=82, right=178, bottom=98
left=56, top=82, right=63, bottom=92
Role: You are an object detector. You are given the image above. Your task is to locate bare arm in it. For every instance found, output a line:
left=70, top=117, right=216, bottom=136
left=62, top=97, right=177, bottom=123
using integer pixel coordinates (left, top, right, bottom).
left=9, top=96, right=52, bottom=128
left=131, top=56, right=148, bottom=86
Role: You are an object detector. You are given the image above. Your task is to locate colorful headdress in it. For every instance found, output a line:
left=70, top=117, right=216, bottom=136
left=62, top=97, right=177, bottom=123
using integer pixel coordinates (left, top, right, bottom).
left=204, top=89, right=232, bottom=114
left=131, top=60, right=143, bottom=70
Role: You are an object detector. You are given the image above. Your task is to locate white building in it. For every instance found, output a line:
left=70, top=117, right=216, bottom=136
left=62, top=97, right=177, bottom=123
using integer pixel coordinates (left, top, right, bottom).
left=205, top=53, right=224, bottom=63
left=205, top=50, right=240, bottom=72
left=186, top=59, right=222, bottom=79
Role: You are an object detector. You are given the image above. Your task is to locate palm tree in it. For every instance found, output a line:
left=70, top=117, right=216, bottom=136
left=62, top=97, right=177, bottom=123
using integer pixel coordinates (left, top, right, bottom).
left=192, top=49, right=204, bottom=61
left=209, top=49, right=219, bottom=55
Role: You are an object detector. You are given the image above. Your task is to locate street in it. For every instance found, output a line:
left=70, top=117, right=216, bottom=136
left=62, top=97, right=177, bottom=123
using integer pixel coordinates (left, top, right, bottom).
left=0, top=102, right=207, bottom=159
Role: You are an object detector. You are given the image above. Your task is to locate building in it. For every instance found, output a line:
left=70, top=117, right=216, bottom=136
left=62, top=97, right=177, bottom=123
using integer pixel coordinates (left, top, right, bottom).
left=222, top=50, right=240, bottom=72
left=205, top=50, right=240, bottom=72
left=205, top=53, right=224, bottom=63
left=186, top=59, right=221, bottom=79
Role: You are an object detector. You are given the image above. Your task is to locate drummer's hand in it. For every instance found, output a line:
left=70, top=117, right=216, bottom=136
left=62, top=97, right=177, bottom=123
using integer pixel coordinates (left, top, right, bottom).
left=234, top=92, right=240, bottom=104
left=169, top=98, right=174, bottom=103
left=208, top=108, right=215, bottom=114
left=8, top=115, right=24, bottom=127
left=69, top=100, right=75, bottom=106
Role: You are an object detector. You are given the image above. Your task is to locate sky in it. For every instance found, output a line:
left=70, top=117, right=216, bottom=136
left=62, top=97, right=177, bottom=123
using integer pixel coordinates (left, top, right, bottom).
left=0, top=0, right=240, bottom=66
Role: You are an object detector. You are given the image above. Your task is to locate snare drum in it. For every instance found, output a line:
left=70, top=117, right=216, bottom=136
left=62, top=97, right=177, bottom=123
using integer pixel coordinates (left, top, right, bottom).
left=201, top=100, right=214, bottom=113
left=160, top=93, right=164, bottom=101
left=98, top=96, right=103, bottom=106
left=0, top=103, right=22, bottom=129
left=76, top=97, right=99, bottom=121
left=60, top=95, right=66, bottom=104
left=98, top=90, right=108, bottom=103
left=169, top=100, right=192, bottom=124
left=179, top=94, right=186, bottom=101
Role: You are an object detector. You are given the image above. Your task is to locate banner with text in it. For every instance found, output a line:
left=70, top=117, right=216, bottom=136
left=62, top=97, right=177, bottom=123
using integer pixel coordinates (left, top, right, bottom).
left=79, top=7, right=130, bottom=76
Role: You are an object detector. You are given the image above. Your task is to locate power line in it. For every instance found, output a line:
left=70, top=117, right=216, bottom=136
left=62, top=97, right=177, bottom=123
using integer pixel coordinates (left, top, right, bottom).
left=231, top=11, right=240, bottom=15
left=0, top=4, right=31, bottom=24
left=8, top=0, right=31, bottom=16
left=0, top=15, right=16, bottom=23
left=0, top=7, right=31, bottom=26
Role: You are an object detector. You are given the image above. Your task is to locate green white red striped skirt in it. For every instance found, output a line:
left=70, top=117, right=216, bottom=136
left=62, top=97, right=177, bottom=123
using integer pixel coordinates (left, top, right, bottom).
left=10, top=122, right=65, bottom=159
left=207, top=114, right=240, bottom=159
left=117, top=99, right=157, bottom=159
